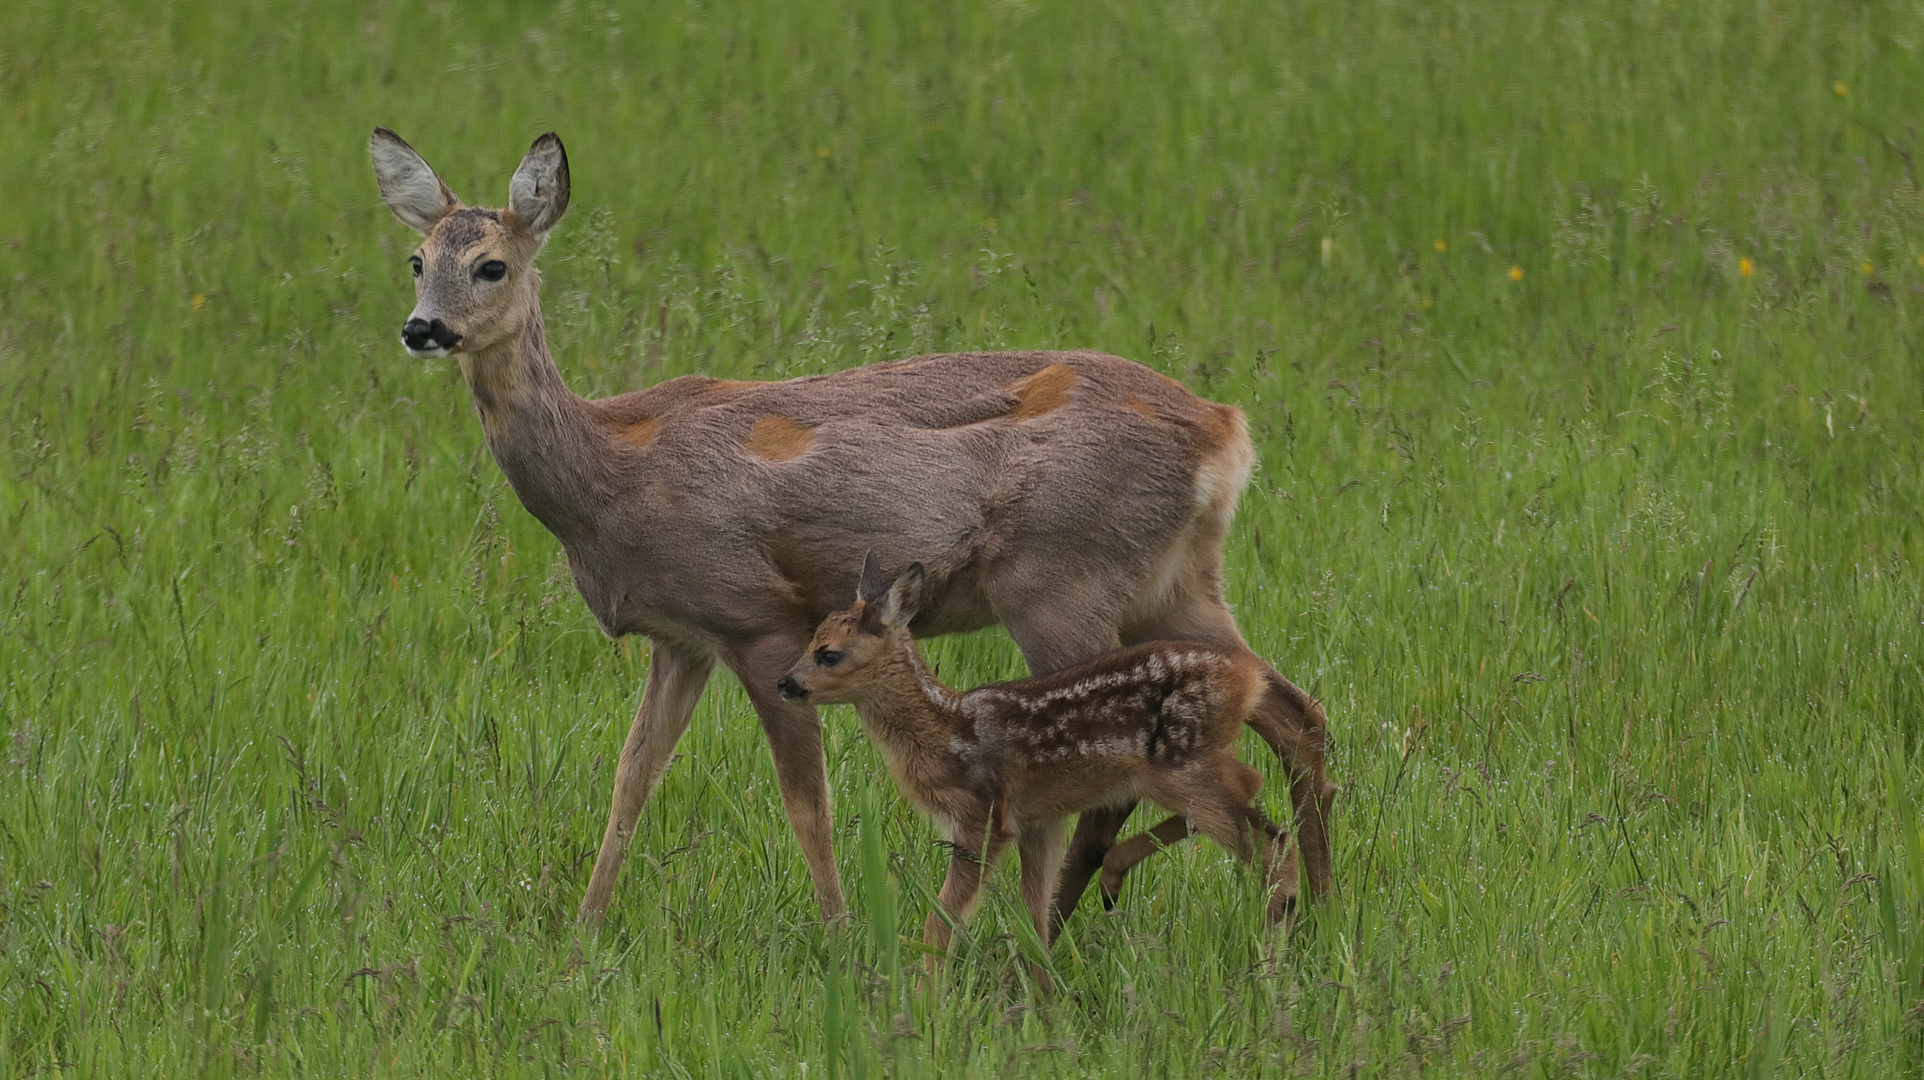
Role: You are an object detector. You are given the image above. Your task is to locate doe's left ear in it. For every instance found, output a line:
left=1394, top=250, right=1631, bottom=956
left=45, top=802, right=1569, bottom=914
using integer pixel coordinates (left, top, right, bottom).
left=371, top=127, right=460, bottom=234
left=508, top=132, right=570, bottom=235
left=879, top=563, right=925, bottom=630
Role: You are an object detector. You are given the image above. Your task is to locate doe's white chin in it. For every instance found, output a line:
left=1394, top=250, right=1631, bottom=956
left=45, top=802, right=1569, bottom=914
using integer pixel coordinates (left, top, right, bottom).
left=404, top=343, right=450, bottom=359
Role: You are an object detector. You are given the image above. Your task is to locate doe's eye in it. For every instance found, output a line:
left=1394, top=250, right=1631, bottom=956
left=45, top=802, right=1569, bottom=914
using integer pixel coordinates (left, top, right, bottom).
left=477, top=260, right=507, bottom=282
left=408, top=255, right=423, bottom=277
left=816, top=649, right=843, bottom=668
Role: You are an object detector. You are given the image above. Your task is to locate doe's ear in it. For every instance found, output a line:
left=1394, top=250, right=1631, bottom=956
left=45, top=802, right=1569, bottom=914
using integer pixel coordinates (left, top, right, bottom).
left=508, top=132, right=570, bottom=235
left=879, top=563, right=925, bottom=630
left=370, top=128, right=459, bottom=234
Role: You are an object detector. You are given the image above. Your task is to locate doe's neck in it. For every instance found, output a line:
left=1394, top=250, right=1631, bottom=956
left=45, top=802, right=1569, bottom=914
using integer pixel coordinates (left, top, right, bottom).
left=457, top=304, right=574, bottom=417
left=458, top=299, right=611, bottom=539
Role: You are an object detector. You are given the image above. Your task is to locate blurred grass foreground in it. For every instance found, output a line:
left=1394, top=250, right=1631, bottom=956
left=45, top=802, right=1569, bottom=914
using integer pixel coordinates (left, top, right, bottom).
left=3, top=0, right=1924, bottom=1075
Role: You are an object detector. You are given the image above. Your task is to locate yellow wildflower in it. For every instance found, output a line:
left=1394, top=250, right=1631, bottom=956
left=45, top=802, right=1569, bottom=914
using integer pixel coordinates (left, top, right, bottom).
left=1508, top=265, right=1523, bottom=281
left=1860, top=261, right=1874, bottom=276
left=1434, top=239, right=1447, bottom=252
left=1833, top=81, right=1848, bottom=97
left=1738, top=258, right=1752, bottom=278
left=191, top=293, right=208, bottom=311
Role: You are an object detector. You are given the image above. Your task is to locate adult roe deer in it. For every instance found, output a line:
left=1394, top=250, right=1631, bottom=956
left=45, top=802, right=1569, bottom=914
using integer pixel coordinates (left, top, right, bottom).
left=778, top=554, right=1323, bottom=955
left=368, top=128, right=1334, bottom=928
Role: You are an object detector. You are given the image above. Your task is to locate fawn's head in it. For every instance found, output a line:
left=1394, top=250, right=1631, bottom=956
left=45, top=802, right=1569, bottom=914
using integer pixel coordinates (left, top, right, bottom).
left=370, top=128, right=570, bottom=358
left=777, top=553, right=925, bottom=705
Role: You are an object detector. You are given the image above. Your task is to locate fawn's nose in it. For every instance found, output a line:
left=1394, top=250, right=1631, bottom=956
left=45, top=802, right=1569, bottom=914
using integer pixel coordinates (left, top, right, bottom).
left=401, top=317, right=461, bottom=352
left=776, top=675, right=808, bottom=703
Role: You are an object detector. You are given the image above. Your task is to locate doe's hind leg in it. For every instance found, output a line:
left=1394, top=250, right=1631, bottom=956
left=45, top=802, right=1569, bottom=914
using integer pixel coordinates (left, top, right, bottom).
left=1246, top=670, right=1336, bottom=903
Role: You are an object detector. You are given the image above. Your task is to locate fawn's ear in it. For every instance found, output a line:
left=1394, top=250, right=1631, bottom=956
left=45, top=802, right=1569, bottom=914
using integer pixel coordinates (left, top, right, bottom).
left=879, top=563, right=925, bottom=630
left=507, top=132, right=570, bottom=236
left=370, top=128, right=459, bottom=234
left=857, top=551, right=890, bottom=606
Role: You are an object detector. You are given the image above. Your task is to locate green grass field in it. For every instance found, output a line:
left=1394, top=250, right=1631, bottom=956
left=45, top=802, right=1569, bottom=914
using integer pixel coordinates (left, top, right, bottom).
left=4, top=0, right=1924, bottom=1074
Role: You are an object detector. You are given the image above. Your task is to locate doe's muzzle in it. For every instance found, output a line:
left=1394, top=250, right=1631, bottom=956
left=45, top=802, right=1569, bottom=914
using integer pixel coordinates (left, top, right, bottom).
left=401, top=317, right=461, bottom=353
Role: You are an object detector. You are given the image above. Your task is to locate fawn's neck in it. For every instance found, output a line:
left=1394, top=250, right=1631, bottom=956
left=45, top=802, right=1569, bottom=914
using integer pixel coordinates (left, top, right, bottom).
left=458, top=299, right=613, bottom=540
left=853, top=643, right=967, bottom=764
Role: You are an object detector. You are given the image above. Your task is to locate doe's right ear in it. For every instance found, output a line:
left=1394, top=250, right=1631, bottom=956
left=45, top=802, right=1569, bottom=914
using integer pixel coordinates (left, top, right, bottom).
left=370, top=127, right=460, bottom=234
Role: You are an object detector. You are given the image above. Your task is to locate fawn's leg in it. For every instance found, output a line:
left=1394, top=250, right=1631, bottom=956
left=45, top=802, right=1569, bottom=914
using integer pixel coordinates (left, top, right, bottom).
left=925, top=820, right=1012, bottom=956
left=994, top=580, right=1138, bottom=937
left=1098, top=715, right=1271, bottom=909
left=1076, top=591, right=1259, bottom=922
left=1160, top=761, right=1301, bottom=927
left=988, top=565, right=1133, bottom=937
left=1017, top=818, right=1068, bottom=951
left=924, top=850, right=985, bottom=955
left=1236, top=799, right=1300, bottom=926
left=1144, top=762, right=1279, bottom=913
left=1098, top=816, right=1191, bottom=909
left=1051, top=804, right=1134, bottom=934
left=1016, top=820, right=1069, bottom=993
left=580, top=641, right=716, bottom=925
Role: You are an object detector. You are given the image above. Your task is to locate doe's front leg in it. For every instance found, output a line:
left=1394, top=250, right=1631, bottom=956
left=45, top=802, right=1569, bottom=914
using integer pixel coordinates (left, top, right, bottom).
left=730, top=635, right=849, bottom=923
left=579, top=641, right=715, bottom=925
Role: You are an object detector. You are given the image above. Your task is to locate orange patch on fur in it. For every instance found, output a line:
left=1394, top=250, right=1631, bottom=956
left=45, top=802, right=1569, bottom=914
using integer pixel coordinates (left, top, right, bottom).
left=1123, top=395, right=1160, bottom=421
left=621, top=416, right=661, bottom=448
left=746, top=415, right=816, bottom=462
left=1007, top=363, right=1079, bottom=420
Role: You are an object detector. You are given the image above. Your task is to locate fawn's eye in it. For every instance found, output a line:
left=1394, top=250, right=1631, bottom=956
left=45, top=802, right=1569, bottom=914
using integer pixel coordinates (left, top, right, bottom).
left=816, top=649, right=843, bottom=667
left=409, top=255, right=423, bottom=277
left=477, top=260, right=507, bottom=282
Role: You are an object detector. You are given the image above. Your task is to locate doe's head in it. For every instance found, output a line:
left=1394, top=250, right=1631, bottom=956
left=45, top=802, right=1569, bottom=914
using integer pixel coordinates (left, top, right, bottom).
left=777, top=552, right=925, bottom=705
left=370, top=128, right=570, bottom=358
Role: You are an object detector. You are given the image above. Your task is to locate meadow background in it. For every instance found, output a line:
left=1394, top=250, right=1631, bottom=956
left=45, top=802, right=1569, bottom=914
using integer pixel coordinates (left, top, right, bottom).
left=3, top=0, right=1923, bottom=1074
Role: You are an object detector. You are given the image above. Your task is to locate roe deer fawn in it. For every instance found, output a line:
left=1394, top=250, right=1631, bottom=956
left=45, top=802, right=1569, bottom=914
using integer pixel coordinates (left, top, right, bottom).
left=370, top=128, right=1335, bottom=929
left=777, top=554, right=1335, bottom=954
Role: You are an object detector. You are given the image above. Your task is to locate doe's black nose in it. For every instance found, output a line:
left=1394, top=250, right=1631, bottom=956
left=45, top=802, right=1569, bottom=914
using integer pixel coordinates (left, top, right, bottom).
left=401, top=317, right=461, bottom=351
left=776, top=675, right=807, bottom=702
